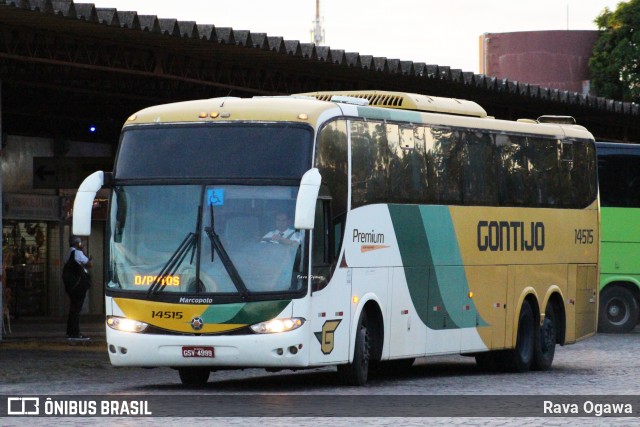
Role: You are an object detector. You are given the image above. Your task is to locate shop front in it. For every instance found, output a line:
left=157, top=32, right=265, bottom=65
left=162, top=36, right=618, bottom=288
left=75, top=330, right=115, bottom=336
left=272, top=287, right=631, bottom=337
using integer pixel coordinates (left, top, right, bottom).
left=2, top=193, right=61, bottom=317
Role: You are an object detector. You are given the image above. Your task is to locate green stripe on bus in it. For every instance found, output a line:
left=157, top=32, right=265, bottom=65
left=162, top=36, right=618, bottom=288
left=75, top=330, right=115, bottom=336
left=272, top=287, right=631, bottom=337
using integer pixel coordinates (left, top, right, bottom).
left=419, top=206, right=487, bottom=328
left=201, top=300, right=290, bottom=325
left=227, top=300, right=291, bottom=325
left=201, top=303, right=245, bottom=324
left=388, top=204, right=451, bottom=329
left=388, top=204, right=486, bottom=329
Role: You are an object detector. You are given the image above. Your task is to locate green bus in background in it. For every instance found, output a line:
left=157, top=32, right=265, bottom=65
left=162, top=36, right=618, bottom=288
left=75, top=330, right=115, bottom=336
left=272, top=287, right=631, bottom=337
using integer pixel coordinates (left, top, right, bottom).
left=597, top=141, right=640, bottom=333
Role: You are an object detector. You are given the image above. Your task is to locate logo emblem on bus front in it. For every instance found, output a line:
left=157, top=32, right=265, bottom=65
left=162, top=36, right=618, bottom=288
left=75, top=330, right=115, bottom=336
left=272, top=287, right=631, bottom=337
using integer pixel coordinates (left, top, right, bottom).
left=191, top=317, right=204, bottom=331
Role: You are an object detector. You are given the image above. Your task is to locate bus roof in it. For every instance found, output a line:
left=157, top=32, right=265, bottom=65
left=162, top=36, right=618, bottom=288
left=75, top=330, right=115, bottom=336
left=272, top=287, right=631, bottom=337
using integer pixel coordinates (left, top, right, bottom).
left=124, top=96, right=338, bottom=126
left=297, top=90, right=488, bottom=118
left=123, top=91, right=594, bottom=141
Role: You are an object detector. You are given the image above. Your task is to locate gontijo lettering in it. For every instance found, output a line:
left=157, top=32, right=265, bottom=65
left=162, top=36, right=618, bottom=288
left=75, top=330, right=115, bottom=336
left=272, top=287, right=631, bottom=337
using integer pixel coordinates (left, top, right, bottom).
left=477, top=220, right=545, bottom=252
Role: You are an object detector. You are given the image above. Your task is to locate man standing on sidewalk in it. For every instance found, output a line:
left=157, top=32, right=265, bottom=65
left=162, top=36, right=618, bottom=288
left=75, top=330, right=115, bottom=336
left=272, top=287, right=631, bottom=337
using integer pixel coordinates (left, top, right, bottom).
left=62, top=236, right=92, bottom=341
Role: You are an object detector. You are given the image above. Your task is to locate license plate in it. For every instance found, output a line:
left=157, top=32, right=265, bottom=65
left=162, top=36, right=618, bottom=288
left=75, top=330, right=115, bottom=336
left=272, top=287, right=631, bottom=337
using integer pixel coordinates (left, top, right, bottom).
left=182, top=346, right=214, bottom=358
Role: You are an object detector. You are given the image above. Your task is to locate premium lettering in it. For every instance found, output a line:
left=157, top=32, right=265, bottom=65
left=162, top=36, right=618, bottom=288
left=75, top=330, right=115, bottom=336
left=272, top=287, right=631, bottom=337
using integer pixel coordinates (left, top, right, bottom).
left=353, top=228, right=385, bottom=244
left=477, top=220, right=545, bottom=252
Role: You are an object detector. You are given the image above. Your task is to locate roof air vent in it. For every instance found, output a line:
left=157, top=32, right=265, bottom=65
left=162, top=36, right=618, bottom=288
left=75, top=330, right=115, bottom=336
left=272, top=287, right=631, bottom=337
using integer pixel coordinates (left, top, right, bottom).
left=537, top=115, right=576, bottom=125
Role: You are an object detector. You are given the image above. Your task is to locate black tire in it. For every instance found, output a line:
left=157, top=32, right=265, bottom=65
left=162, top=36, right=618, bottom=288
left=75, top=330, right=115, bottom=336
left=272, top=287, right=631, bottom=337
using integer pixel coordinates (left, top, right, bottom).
left=337, top=312, right=371, bottom=386
left=178, top=367, right=210, bottom=386
left=475, top=351, right=499, bottom=371
left=498, top=300, right=535, bottom=372
left=532, top=304, right=556, bottom=371
left=598, top=286, right=639, bottom=333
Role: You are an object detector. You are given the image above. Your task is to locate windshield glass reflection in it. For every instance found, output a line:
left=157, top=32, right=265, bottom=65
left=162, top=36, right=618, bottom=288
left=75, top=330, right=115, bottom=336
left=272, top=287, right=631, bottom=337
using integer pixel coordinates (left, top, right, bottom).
left=107, top=185, right=305, bottom=295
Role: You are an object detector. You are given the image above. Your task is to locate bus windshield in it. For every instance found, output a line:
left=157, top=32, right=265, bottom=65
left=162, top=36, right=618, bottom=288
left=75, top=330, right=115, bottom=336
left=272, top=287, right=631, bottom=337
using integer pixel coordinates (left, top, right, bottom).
left=107, top=185, right=305, bottom=295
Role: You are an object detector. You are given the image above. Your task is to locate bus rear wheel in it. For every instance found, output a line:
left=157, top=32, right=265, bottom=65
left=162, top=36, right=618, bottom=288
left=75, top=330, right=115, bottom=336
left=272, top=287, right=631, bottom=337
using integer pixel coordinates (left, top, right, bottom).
left=532, top=304, right=556, bottom=371
left=499, top=300, right=535, bottom=372
left=598, top=286, right=639, bottom=333
left=178, top=367, right=210, bottom=386
left=337, top=312, right=371, bottom=386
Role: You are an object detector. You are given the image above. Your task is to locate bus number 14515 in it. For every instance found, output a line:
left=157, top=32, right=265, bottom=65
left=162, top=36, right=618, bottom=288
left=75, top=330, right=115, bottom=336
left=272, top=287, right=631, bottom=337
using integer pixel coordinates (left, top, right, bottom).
left=574, top=229, right=594, bottom=245
left=151, top=311, right=183, bottom=319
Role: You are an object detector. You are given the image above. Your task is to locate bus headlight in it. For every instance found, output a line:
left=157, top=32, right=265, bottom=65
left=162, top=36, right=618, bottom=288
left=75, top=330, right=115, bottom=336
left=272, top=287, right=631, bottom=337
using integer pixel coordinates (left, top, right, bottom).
left=250, top=317, right=305, bottom=334
left=107, top=316, right=148, bottom=333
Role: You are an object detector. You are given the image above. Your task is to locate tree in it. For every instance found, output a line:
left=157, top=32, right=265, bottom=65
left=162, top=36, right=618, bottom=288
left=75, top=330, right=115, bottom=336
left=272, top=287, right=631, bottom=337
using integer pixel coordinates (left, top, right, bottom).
left=589, top=0, right=640, bottom=102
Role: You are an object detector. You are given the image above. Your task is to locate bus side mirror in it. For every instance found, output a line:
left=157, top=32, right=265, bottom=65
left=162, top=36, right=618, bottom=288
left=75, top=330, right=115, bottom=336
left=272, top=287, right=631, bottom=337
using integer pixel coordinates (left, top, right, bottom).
left=72, top=171, right=107, bottom=236
left=294, top=168, right=322, bottom=230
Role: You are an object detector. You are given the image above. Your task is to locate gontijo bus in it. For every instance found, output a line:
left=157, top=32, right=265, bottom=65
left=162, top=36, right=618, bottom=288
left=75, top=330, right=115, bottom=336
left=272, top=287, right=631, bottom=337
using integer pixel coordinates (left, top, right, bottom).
left=72, top=90, right=599, bottom=385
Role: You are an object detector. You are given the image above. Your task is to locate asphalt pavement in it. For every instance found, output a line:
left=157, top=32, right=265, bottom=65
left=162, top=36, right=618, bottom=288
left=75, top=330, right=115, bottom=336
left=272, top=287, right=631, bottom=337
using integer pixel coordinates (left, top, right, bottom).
left=1, top=316, right=638, bottom=426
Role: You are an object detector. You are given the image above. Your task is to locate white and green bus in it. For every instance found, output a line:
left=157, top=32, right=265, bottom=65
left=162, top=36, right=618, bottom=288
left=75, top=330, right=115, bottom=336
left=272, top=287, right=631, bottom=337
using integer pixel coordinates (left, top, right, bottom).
left=73, top=90, right=599, bottom=386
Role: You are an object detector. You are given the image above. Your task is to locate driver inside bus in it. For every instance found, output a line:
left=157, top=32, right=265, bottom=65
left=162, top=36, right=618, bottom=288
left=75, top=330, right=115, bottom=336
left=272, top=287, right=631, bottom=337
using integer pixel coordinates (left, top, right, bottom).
left=261, top=212, right=301, bottom=245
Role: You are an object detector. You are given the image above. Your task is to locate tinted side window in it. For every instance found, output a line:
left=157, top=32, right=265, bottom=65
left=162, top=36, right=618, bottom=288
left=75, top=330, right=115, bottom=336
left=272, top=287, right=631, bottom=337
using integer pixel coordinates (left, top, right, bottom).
left=316, top=120, right=348, bottom=256
left=347, top=119, right=596, bottom=209
left=429, top=127, right=463, bottom=204
left=496, top=134, right=531, bottom=206
left=462, top=131, right=500, bottom=205
left=567, top=140, right=597, bottom=207
left=598, top=154, right=640, bottom=207
left=316, top=120, right=348, bottom=216
left=527, top=137, right=561, bottom=206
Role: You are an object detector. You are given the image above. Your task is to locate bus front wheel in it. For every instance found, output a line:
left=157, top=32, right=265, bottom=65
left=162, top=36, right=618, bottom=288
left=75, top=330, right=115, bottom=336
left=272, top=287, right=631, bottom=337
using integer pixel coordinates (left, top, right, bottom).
left=337, top=312, right=371, bottom=386
left=178, top=367, right=210, bottom=386
left=599, top=286, right=639, bottom=333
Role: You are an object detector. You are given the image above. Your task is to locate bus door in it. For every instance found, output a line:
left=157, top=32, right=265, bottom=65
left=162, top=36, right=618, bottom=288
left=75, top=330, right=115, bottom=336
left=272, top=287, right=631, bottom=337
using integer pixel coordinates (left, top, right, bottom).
left=308, top=199, right=351, bottom=365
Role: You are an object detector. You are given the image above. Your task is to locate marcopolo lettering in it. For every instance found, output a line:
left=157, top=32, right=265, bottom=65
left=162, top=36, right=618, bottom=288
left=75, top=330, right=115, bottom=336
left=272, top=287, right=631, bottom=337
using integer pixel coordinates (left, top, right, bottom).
left=477, top=220, right=545, bottom=252
left=179, top=297, right=213, bottom=304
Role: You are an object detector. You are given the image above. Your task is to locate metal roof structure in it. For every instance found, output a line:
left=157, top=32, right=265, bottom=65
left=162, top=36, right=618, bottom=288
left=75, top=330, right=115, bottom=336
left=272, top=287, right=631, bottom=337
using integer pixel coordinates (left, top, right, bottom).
left=0, top=0, right=638, bottom=145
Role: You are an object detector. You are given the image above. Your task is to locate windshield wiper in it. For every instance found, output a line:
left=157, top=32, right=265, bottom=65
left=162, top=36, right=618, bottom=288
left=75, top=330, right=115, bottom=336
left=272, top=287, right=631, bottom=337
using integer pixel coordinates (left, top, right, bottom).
left=204, top=204, right=249, bottom=297
left=147, top=232, right=197, bottom=296
left=148, top=203, right=207, bottom=296
left=148, top=202, right=248, bottom=297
